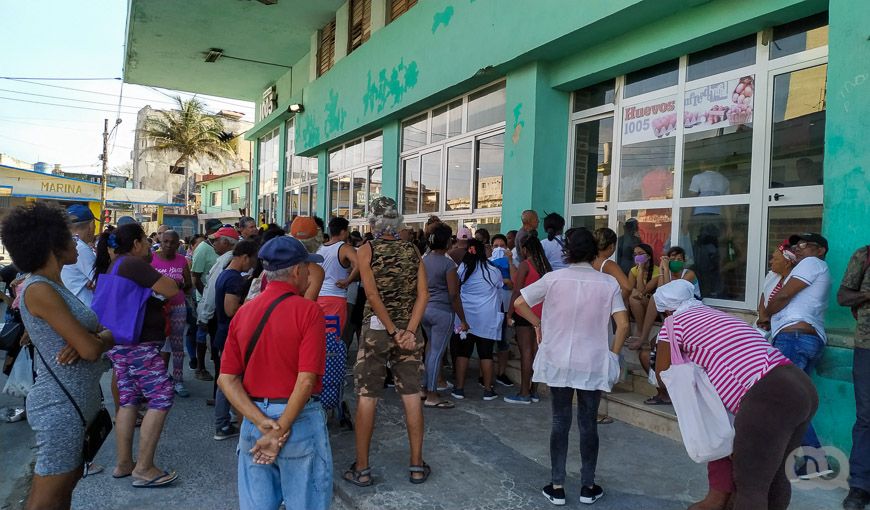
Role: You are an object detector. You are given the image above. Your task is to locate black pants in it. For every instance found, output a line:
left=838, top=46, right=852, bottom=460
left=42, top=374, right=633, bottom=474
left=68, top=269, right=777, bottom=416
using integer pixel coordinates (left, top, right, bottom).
left=549, top=387, right=601, bottom=487
left=732, top=363, right=818, bottom=509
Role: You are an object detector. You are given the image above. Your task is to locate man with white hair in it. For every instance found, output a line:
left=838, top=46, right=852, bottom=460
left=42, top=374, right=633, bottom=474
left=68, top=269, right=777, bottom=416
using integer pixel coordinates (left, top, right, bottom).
left=61, top=204, right=97, bottom=306
left=218, top=235, right=330, bottom=510
left=344, top=197, right=431, bottom=487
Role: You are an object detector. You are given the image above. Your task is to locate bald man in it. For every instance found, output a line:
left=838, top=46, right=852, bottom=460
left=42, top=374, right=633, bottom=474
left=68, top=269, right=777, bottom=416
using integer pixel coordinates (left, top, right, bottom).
left=514, top=210, right=539, bottom=263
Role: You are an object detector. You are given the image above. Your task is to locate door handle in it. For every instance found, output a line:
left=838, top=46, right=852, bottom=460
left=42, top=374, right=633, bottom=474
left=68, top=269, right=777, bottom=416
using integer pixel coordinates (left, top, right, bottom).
left=596, top=204, right=608, bottom=211
left=773, top=193, right=785, bottom=201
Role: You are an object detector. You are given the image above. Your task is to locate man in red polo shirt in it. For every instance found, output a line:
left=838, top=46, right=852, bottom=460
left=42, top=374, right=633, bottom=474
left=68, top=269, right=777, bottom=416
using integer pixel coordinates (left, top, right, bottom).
left=217, top=236, right=331, bottom=510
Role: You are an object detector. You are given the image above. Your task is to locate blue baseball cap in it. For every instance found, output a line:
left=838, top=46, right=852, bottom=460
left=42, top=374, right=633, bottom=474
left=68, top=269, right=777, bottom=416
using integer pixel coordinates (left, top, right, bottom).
left=259, top=236, right=323, bottom=271
left=67, top=204, right=95, bottom=222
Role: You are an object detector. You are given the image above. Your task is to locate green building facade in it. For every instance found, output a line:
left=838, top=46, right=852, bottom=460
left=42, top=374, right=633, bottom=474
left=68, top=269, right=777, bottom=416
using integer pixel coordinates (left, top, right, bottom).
left=125, top=0, right=869, bottom=453
left=197, top=171, right=249, bottom=228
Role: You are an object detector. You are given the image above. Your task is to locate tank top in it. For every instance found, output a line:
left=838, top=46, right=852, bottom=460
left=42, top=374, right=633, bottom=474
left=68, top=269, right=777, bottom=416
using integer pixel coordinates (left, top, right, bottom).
left=151, top=254, right=186, bottom=305
left=363, top=239, right=420, bottom=325
left=317, top=241, right=351, bottom=298
left=519, top=260, right=544, bottom=318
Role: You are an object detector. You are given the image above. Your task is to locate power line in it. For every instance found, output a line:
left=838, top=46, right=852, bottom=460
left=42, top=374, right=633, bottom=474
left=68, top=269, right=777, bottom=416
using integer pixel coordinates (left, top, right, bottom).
left=0, top=77, right=121, bottom=81
left=0, top=95, right=141, bottom=114
left=0, top=87, right=142, bottom=111
left=0, top=117, right=99, bottom=133
left=2, top=78, right=179, bottom=106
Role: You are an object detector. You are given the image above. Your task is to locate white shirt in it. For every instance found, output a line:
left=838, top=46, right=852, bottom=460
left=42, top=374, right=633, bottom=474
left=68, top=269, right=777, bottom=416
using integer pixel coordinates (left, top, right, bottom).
left=317, top=241, right=351, bottom=298
left=457, top=262, right=504, bottom=341
left=541, top=236, right=568, bottom=271
left=196, top=251, right=234, bottom=323
left=61, top=237, right=95, bottom=306
left=771, top=256, right=830, bottom=342
left=689, top=170, right=730, bottom=215
left=521, top=263, right=625, bottom=391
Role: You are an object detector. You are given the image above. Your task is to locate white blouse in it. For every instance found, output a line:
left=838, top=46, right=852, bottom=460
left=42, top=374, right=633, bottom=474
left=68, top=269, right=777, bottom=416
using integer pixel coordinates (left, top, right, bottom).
left=457, top=262, right=505, bottom=341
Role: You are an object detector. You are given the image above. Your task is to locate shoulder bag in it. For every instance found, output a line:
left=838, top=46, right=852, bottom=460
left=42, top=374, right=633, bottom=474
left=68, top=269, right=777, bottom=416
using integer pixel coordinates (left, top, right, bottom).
left=32, top=343, right=112, bottom=467
left=242, top=292, right=295, bottom=378
left=658, top=316, right=734, bottom=463
left=90, top=257, right=153, bottom=345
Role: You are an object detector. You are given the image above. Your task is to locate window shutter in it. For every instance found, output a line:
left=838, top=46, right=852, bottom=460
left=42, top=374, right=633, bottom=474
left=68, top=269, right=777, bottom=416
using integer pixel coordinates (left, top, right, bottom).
left=349, top=0, right=371, bottom=53
left=389, top=0, right=417, bottom=22
left=317, top=19, right=336, bottom=76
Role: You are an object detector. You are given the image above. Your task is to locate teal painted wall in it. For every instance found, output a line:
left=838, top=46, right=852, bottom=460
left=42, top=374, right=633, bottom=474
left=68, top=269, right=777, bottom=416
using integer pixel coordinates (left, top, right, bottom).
left=503, top=62, right=569, bottom=232
left=811, top=0, right=870, bottom=456
left=200, top=173, right=249, bottom=215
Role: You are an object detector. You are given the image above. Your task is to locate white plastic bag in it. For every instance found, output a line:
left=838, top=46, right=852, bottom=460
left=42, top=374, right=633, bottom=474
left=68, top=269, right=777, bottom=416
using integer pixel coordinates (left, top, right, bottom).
left=659, top=317, right=734, bottom=463
left=3, top=348, right=33, bottom=398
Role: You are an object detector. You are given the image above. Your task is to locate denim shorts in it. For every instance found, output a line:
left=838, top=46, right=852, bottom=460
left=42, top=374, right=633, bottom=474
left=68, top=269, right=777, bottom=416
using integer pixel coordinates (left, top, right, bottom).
left=772, top=331, right=824, bottom=374
left=237, top=400, right=332, bottom=510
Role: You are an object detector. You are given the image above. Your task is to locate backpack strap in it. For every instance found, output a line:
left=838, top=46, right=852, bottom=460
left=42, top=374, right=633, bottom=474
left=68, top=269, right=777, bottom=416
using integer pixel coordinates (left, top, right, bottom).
left=242, top=292, right=295, bottom=377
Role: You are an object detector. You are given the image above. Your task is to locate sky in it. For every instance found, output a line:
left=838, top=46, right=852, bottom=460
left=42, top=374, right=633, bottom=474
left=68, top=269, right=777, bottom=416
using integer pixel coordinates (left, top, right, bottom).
left=0, top=1, right=254, bottom=175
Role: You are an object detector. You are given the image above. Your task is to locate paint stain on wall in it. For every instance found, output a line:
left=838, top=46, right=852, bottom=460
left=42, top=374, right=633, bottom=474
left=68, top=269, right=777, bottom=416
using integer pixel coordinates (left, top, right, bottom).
left=362, top=59, right=420, bottom=115
left=324, top=89, right=347, bottom=138
left=301, top=114, right=322, bottom=149
left=432, top=6, right=455, bottom=33
left=511, top=103, right=525, bottom=144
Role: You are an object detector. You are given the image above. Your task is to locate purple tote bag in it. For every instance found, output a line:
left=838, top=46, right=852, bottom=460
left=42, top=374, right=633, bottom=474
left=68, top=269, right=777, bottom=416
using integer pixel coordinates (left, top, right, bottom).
left=91, top=257, right=153, bottom=345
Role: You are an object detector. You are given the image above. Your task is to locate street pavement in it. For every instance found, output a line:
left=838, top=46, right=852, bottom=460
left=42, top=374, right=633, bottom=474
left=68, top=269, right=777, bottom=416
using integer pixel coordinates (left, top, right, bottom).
left=1, top=352, right=847, bottom=509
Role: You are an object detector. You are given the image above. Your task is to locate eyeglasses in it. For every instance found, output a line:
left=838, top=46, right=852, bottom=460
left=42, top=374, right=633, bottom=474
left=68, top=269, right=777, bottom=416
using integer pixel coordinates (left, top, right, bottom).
left=795, top=241, right=819, bottom=250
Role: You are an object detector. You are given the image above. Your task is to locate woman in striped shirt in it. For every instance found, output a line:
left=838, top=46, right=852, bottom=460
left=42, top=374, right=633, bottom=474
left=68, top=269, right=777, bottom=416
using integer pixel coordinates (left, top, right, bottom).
left=653, top=280, right=817, bottom=509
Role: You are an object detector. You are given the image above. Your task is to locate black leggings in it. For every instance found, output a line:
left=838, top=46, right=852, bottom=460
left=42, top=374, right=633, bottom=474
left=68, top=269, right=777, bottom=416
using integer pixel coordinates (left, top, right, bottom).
left=732, top=363, right=818, bottom=510
left=450, top=333, right=495, bottom=360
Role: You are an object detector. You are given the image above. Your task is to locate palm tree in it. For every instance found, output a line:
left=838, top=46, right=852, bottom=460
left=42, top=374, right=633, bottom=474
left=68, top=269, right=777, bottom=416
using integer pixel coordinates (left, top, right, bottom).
left=140, top=96, right=238, bottom=213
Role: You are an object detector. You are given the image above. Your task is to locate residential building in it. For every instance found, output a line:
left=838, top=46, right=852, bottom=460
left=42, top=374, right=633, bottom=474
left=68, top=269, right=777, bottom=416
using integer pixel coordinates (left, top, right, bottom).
left=197, top=170, right=249, bottom=228
left=123, top=0, right=868, bottom=453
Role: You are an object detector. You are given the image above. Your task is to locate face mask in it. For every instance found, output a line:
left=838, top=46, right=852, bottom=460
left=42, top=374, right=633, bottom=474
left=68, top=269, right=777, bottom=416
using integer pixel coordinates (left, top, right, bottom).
left=669, top=260, right=685, bottom=273
left=634, top=254, right=649, bottom=265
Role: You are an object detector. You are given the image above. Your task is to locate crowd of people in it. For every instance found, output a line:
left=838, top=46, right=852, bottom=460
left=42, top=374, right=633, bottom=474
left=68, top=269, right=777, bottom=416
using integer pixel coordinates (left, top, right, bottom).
left=0, top=198, right=868, bottom=510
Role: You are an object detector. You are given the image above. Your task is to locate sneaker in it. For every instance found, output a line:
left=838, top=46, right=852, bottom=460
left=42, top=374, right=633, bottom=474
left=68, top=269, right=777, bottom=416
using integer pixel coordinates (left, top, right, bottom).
left=188, top=359, right=197, bottom=370
left=173, top=383, right=190, bottom=398
left=542, top=484, right=566, bottom=506
left=504, top=394, right=532, bottom=405
left=451, top=388, right=465, bottom=400
left=213, top=425, right=239, bottom=441
left=195, top=369, right=213, bottom=381
left=579, top=484, right=604, bottom=505
left=483, top=389, right=498, bottom=401
left=843, top=487, right=870, bottom=509
left=496, top=374, right=514, bottom=387
left=530, top=392, right=541, bottom=403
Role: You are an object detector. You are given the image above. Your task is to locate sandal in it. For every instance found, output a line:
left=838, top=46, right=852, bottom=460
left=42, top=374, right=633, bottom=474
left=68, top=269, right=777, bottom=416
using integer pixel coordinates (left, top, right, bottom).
left=423, top=400, right=455, bottom=409
left=597, top=415, right=614, bottom=424
left=343, top=462, right=373, bottom=487
left=644, top=396, right=672, bottom=406
left=409, top=462, right=431, bottom=484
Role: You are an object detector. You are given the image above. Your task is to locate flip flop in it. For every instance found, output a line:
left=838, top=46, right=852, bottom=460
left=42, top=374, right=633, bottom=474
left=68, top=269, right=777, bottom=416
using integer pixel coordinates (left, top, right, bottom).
left=112, top=472, right=132, bottom=479
left=597, top=415, right=614, bottom=424
left=643, top=396, right=672, bottom=406
left=132, top=470, right=177, bottom=488
left=423, top=400, right=455, bottom=409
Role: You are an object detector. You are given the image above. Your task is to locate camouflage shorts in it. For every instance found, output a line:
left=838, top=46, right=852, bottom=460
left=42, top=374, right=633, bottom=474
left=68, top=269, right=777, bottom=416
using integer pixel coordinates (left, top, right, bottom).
left=354, top=324, right=423, bottom=398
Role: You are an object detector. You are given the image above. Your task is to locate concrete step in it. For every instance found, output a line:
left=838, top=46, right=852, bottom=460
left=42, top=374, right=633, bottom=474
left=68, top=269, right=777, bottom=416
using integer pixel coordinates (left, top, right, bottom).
left=603, top=388, right=682, bottom=442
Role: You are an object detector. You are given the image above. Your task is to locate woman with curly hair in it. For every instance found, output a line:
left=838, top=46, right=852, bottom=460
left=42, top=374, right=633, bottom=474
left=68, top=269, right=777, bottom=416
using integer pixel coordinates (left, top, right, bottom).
left=1, top=203, right=114, bottom=509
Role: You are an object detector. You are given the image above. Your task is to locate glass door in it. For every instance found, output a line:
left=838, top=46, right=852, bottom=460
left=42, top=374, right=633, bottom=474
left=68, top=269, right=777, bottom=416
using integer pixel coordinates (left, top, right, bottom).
left=566, top=114, right=614, bottom=231
left=760, top=60, right=826, bottom=265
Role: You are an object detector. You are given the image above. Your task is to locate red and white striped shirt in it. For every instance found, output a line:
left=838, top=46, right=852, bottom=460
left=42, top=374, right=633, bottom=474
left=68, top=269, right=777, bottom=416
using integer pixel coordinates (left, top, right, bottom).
left=657, top=305, right=790, bottom=414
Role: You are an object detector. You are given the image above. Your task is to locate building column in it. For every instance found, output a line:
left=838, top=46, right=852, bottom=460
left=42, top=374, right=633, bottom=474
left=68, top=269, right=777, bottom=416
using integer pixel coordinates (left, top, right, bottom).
left=277, top=121, right=288, bottom=224
left=824, top=0, right=870, bottom=332
left=371, top=0, right=388, bottom=33
left=502, top=61, right=571, bottom=232
left=315, top=150, right=329, bottom=219
left=380, top=120, right=401, bottom=201
left=335, top=1, right=350, bottom=63
left=251, top=139, right=260, bottom=224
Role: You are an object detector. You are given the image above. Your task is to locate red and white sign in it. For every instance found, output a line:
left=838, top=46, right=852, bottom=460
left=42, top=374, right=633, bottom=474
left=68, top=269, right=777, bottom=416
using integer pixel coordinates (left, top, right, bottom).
left=683, top=75, right=754, bottom=133
left=621, top=95, right=678, bottom=145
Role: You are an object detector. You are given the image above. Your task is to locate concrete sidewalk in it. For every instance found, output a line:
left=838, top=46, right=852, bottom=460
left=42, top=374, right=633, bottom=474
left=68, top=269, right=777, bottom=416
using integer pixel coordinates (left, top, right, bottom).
left=1, top=353, right=847, bottom=509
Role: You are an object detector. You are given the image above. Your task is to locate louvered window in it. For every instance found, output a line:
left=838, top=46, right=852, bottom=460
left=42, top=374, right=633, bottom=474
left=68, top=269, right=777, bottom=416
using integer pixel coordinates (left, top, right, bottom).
left=389, top=0, right=417, bottom=22
left=348, top=0, right=371, bottom=53
left=317, top=19, right=336, bottom=77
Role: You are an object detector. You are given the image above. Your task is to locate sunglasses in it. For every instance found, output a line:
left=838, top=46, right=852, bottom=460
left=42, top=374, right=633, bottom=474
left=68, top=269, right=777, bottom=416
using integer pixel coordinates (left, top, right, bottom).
left=794, top=241, right=819, bottom=250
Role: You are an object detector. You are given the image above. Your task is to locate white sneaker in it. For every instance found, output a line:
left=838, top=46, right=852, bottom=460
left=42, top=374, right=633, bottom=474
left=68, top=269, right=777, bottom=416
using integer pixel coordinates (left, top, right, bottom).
left=174, top=382, right=190, bottom=397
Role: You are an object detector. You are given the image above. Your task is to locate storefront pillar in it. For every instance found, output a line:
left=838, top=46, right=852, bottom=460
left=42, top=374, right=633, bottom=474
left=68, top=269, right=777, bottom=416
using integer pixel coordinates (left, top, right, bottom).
left=380, top=120, right=401, bottom=201
left=251, top=140, right=261, bottom=225
left=315, top=150, right=329, bottom=219
left=503, top=61, right=570, bottom=232
left=277, top=121, right=288, bottom=223
left=823, top=0, right=870, bottom=332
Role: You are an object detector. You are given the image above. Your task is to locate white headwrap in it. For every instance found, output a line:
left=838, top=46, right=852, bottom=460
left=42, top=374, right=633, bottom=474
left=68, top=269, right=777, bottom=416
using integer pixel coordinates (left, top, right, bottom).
left=654, top=280, right=703, bottom=316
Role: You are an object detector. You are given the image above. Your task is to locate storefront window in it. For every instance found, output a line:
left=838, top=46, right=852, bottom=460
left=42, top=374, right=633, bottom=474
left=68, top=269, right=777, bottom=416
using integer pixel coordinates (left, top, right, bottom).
left=624, top=60, right=678, bottom=98
left=475, top=133, right=504, bottom=209
left=364, top=133, right=383, bottom=162
left=446, top=141, right=473, bottom=211
left=572, top=117, right=613, bottom=204
left=618, top=208, right=672, bottom=261
left=329, top=147, right=343, bottom=173
left=687, top=35, right=756, bottom=82
left=431, top=100, right=462, bottom=142
left=573, top=80, right=615, bottom=112
left=420, top=150, right=441, bottom=213
left=402, top=156, right=420, bottom=214
left=467, top=82, right=506, bottom=132
left=369, top=167, right=382, bottom=204
left=766, top=205, right=822, bottom=258
left=680, top=204, right=749, bottom=301
left=770, top=64, right=826, bottom=188
left=618, top=95, right=678, bottom=201
left=770, top=13, right=828, bottom=59
left=402, top=114, right=428, bottom=151
left=258, top=129, right=279, bottom=196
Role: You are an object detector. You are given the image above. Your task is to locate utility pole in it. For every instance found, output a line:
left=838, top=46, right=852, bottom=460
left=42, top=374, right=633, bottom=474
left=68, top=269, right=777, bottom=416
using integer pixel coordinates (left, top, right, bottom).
left=100, top=118, right=109, bottom=229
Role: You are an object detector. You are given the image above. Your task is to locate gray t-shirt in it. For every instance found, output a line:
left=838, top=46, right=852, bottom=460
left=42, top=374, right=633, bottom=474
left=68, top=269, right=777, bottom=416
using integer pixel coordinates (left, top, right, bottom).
left=423, top=252, right=457, bottom=312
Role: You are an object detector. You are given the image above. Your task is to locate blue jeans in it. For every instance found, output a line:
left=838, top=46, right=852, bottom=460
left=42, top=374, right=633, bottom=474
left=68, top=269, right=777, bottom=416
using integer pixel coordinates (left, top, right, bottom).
left=237, top=400, right=332, bottom=510
left=772, top=331, right=824, bottom=448
left=851, top=347, right=870, bottom=492
left=549, top=386, right=601, bottom=487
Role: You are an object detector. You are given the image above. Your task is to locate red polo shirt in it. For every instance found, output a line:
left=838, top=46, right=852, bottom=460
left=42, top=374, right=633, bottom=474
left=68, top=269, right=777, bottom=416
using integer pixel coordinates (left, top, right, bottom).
left=220, top=280, right=326, bottom=398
